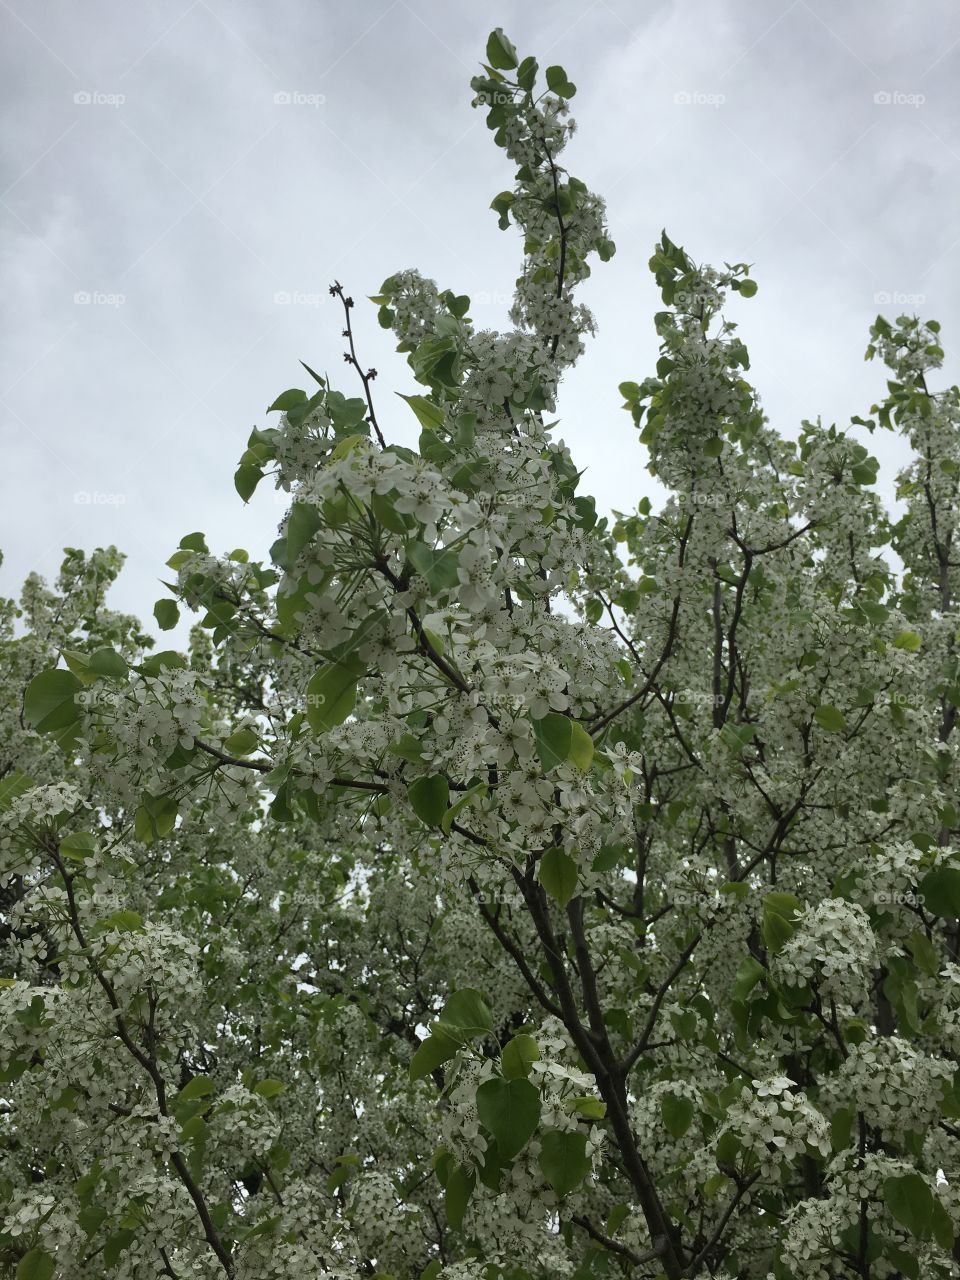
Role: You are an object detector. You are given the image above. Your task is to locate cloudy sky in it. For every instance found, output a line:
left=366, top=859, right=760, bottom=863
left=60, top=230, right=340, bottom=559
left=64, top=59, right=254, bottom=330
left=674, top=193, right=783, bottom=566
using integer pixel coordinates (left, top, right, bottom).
left=2, top=0, right=959, bottom=627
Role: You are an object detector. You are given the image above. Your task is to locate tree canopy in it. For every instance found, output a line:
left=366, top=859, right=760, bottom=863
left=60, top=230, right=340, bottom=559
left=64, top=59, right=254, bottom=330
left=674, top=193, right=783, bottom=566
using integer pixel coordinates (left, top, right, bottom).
left=3, top=26, right=960, bottom=1280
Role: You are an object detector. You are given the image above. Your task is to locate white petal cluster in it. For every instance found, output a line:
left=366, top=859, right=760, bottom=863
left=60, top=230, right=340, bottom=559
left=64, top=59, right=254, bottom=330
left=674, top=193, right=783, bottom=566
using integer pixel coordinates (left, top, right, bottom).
left=774, top=898, right=878, bottom=1000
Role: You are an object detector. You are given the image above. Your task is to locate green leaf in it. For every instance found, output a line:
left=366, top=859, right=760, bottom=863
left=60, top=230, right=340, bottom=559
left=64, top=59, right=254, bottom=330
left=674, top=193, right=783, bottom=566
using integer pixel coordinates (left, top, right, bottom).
left=732, top=955, right=766, bottom=1002
left=545, top=65, right=577, bottom=97
left=931, top=1196, right=955, bottom=1250
left=235, top=462, right=263, bottom=503
left=883, top=1173, right=934, bottom=1238
left=372, top=491, right=411, bottom=535
left=97, top=909, right=143, bottom=934
left=893, top=630, right=922, bottom=652
left=762, top=892, right=801, bottom=955
left=516, top=56, right=538, bottom=92
left=672, top=1008, right=699, bottom=1040
left=859, top=599, right=889, bottom=624
left=661, top=1092, right=695, bottom=1138
left=738, top=278, right=758, bottom=298
left=103, top=1229, right=136, bottom=1267
left=906, top=928, right=940, bottom=976
left=330, top=434, right=368, bottom=461
left=286, top=501, right=323, bottom=561
left=24, top=669, right=82, bottom=733
left=179, top=1114, right=209, bottom=1148
left=886, top=1246, right=919, bottom=1279
left=389, top=733, right=426, bottom=764
left=410, top=1031, right=458, bottom=1081
left=201, top=599, right=237, bottom=634
left=721, top=722, right=756, bottom=754
left=223, top=727, right=259, bottom=757
left=813, top=705, right=846, bottom=734
left=476, top=1077, right=540, bottom=1160
left=16, top=1250, right=55, bottom=1280
left=252, top=1078, right=285, bottom=1098
left=439, top=989, right=493, bottom=1041
left=60, top=831, right=96, bottom=863
left=398, top=393, right=445, bottom=431
left=408, top=775, right=450, bottom=826
left=268, top=388, right=307, bottom=412
left=176, top=1075, right=215, bottom=1104
left=78, top=1204, right=108, bottom=1237
left=569, top=1095, right=606, bottom=1120
left=490, top=190, right=514, bottom=230
left=135, top=790, right=178, bottom=843
left=539, top=847, right=579, bottom=906
left=306, top=659, right=364, bottom=733
left=532, top=713, right=594, bottom=773
left=154, top=599, right=179, bottom=631
left=538, top=1129, right=590, bottom=1196
left=87, top=648, right=127, bottom=681
left=486, top=28, right=518, bottom=70
left=444, top=1165, right=475, bottom=1231
left=407, top=541, right=461, bottom=593
left=139, top=653, right=185, bottom=682
left=441, top=782, right=487, bottom=835
left=830, top=1106, right=854, bottom=1151
left=715, top=1129, right=742, bottom=1168
left=0, top=769, right=34, bottom=810
left=502, top=1034, right=539, bottom=1080
left=919, top=865, right=960, bottom=918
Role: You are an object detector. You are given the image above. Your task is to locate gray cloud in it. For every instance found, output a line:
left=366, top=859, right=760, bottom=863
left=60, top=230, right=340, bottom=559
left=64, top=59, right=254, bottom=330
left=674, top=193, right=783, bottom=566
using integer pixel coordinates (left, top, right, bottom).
left=3, top=0, right=959, bottom=622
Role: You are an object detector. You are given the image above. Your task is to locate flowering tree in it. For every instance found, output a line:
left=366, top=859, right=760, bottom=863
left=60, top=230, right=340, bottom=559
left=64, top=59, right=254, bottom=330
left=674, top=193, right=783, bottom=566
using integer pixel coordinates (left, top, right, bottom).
left=4, top=27, right=960, bottom=1280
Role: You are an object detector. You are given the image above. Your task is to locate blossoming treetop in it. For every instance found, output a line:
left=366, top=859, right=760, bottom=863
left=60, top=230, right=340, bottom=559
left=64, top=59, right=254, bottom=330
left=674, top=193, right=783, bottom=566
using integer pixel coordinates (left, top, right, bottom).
left=4, top=26, right=960, bottom=1280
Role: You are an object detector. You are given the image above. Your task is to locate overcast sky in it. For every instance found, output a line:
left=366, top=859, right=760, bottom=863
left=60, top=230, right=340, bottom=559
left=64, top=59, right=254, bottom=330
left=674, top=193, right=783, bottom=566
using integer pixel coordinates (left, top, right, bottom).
left=3, top=0, right=959, bottom=627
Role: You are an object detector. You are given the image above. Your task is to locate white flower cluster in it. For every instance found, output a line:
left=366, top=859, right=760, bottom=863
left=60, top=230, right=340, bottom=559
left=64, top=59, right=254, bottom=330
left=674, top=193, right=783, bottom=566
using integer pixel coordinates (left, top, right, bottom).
left=3, top=781, right=83, bottom=828
left=850, top=838, right=929, bottom=918
left=779, top=1153, right=948, bottom=1280
left=377, top=267, right=442, bottom=348
left=720, top=1076, right=831, bottom=1176
left=207, top=1083, right=282, bottom=1161
left=773, top=898, right=878, bottom=1000
left=347, top=1168, right=423, bottom=1269
left=668, top=333, right=745, bottom=424
left=869, top=314, right=944, bottom=378
left=99, top=921, right=202, bottom=1014
left=631, top=1077, right=705, bottom=1157
left=822, top=1036, right=952, bottom=1143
